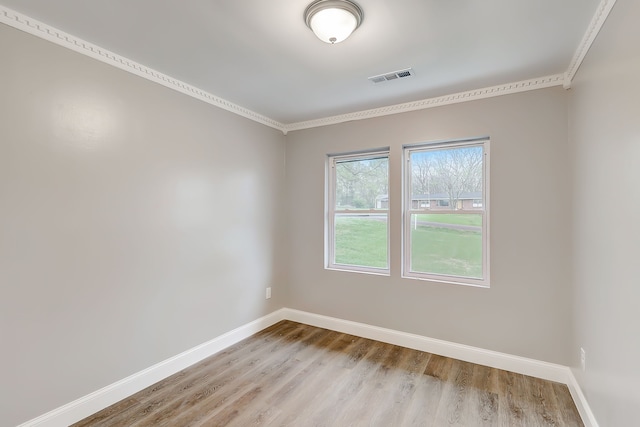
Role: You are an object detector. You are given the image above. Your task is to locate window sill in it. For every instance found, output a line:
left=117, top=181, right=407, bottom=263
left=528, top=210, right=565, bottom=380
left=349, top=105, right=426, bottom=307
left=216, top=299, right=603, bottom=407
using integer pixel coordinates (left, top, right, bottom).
left=402, top=273, right=490, bottom=288
left=326, top=266, right=390, bottom=277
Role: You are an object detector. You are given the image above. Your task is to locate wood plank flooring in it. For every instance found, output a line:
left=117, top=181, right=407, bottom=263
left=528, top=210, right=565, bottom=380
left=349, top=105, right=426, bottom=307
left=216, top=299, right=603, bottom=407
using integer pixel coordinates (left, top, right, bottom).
left=73, top=321, right=583, bottom=426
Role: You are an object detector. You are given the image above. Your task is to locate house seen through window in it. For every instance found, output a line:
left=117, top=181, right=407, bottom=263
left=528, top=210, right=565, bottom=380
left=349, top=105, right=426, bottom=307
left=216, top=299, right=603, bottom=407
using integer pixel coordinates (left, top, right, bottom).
left=404, top=139, right=489, bottom=287
left=327, top=150, right=389, bottom=274
left=326, top=139, right=489, bottom=287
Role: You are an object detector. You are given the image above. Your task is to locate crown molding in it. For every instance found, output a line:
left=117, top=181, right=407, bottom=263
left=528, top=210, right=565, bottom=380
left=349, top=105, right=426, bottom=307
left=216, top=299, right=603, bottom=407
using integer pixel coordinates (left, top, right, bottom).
left=1, top=1, right=615, bottom=134
left=564, top=0, right=618, bottom=88
left=0, top=6, right=286, bottom=133
left=284, top=74, right=565, bottom=132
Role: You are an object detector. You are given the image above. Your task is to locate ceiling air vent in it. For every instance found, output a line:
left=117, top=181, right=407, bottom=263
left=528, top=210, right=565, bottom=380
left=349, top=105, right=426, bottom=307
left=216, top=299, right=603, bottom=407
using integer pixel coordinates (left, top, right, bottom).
left=368, top=68, right=414, bottom=84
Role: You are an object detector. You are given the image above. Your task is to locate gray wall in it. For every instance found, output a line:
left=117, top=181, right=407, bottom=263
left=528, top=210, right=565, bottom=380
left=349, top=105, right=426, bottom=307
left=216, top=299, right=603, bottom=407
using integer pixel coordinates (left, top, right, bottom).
left=569, top=0, right=640, bottom=425
left=0, top=24, right=286, bottom=426
left=4, top=2, right=638, bottom=424
left=285, top=87, right=573, bottom=366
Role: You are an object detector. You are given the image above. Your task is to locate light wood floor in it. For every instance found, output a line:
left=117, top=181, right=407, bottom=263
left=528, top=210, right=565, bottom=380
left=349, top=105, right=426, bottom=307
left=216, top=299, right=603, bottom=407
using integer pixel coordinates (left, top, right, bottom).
left=73, top=320, right=583, bottom=426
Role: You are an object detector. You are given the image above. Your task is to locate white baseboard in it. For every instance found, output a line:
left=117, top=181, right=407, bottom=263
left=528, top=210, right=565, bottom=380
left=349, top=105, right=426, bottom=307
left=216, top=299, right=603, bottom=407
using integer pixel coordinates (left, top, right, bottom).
left=283, top=308, right=569, bottom=383
left=19, top=307, right=598, bottom=427
left=18, top=309, right=287, bottom=427
left=283, top=308, right=599, bottom=427
left=566, top=369, right=600, bottom=427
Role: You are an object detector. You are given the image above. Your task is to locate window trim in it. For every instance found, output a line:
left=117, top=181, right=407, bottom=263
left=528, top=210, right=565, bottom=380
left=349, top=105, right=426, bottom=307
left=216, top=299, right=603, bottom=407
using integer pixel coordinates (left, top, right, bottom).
left=326, top=150, right=390, bottom=275
left=402, top=138, right=490, bottom=287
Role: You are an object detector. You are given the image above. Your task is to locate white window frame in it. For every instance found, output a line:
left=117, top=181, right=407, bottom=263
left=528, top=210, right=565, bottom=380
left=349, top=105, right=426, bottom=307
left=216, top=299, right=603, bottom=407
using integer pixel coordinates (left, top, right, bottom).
left=402, top=138, right=490, bottom=287
left=326, top=150, right=390, bottom=275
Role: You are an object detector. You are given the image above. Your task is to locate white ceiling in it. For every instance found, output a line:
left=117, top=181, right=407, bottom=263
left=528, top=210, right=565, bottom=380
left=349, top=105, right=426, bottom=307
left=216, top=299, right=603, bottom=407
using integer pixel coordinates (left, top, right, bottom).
left=0, top=0, right=602, bottom=125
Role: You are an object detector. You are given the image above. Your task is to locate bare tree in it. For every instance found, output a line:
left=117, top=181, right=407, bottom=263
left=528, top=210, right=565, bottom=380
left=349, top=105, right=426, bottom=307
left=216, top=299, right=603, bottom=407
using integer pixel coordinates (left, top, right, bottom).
left=336, top=158, right=388, bottom=209
left=411, top=146, right=482, bottom=209
left=411, top=155, right=433, bottom=196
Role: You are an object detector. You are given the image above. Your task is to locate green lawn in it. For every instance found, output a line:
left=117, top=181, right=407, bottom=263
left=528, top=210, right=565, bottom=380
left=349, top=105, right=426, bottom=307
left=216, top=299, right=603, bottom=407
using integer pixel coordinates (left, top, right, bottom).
left=410, top=226, right=482, bottom=278
left=334, top=215, right=482, bottom=277
left=335, top=217, right=388, bottom=268
left=415, top=213, right=482, bottom=227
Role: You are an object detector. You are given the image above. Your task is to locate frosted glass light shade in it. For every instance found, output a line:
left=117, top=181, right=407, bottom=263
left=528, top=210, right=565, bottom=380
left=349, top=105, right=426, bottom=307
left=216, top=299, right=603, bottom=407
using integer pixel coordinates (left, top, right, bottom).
left=310, top=8, right=357, bottom=44
left=304, top=0, right=363, bottom=44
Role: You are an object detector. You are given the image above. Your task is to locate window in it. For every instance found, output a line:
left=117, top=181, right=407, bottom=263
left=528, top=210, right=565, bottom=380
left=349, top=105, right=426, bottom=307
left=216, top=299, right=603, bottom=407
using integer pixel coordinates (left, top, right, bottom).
left=404, top=139, right=489, bottom=287
left=327, top=150, right=389, bottom=274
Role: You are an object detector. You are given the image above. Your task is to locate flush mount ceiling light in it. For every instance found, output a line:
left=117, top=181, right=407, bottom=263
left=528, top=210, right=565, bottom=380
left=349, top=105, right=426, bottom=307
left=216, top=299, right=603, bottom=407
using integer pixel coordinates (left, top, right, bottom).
left=304, top=0, right=363, bottom=44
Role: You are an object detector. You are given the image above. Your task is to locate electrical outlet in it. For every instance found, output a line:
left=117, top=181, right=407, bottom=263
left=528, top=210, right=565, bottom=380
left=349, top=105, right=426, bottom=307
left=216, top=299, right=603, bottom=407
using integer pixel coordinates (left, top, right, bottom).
left=266, top=287, right=272, bottom=300
left=580, top=348, right=586, bottom=372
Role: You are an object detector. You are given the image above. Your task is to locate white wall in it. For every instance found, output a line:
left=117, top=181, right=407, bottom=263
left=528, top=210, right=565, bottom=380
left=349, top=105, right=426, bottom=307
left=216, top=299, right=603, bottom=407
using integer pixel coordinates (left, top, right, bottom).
left=569, top=0, right=640, bottom=425
left=285, top=87, right=573, bottom=366
left=0, top=24, right=286, bottom=426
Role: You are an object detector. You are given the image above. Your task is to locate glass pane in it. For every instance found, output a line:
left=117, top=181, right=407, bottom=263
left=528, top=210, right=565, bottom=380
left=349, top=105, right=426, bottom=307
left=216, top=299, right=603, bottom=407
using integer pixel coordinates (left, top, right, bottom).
left=409, top=213, right=482, bottom=278
left=335, top=157, right=388, bottom=210
left=335, top=213, right=388, bottom=269
left=410, top=145, right=483, bottom=211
